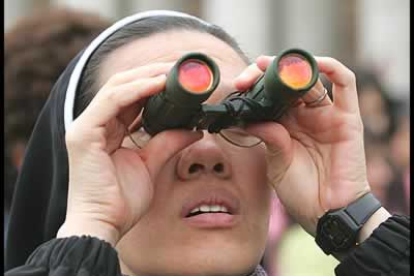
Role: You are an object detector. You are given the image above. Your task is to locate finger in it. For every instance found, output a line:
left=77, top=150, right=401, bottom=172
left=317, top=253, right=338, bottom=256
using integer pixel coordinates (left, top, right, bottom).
left=245, top=122, right=293, bottom=161
left=139, top=130, right=204, bottom=179
left=291, top=98, right=305, bottom=108
left=315, top=57, right=359, bottom=112
left=106, top=62, right=174, bottom=86
left=79, top=75, right=166, bottom=127
left=301, top=79, right=332, bottom=107
left=117, top=104, right=143, bottom=131
left=256, top=55, right=275, bottom=72
left=233, top=63, right=264, bottom=91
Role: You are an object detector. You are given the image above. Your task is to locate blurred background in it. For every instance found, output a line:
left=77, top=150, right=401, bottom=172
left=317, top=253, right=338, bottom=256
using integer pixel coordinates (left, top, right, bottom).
left=4, top=0, right=410, bottom=275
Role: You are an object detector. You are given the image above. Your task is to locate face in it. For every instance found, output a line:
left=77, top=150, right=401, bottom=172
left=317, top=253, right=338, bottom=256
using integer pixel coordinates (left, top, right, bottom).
left=99, top=30, right=272, bottom=276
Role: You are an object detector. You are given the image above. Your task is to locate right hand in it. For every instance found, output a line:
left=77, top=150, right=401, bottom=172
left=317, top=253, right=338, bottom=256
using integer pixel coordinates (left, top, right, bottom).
left=57, top=63, right=203, bottom=245
left=236, top=56, right=371, bottom=236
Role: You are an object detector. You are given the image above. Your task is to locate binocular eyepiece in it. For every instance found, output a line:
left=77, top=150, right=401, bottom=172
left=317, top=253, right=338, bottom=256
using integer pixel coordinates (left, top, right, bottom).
left=142, top=48, right=319, bottom=136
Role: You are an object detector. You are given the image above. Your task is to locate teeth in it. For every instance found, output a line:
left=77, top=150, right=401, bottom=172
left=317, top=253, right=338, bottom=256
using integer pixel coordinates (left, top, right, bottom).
left=210, top=205, right=221, bottom=212
left=219, top=206, right=228, bottom=213
left=190, top=207, right=200, bottom=214
left=189, top=205, right=229, bottom=214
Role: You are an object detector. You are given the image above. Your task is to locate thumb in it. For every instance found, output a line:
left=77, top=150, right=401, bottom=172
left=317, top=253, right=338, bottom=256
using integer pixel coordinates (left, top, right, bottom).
left=246, top=122, right=294, bottom=189
left=245, top=122, right=293, bottom=161
left=140, top=130, right=204, bottom=179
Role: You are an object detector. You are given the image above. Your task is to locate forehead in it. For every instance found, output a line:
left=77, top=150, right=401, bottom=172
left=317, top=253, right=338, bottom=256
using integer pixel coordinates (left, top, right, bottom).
left=99, top=30, right=248, bottom=101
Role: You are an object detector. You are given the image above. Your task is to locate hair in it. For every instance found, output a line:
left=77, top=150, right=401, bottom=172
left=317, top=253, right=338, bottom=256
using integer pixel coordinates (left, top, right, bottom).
left=4, top=8, right=111, bottom=209
left=74, top=15, right=251, bottom=117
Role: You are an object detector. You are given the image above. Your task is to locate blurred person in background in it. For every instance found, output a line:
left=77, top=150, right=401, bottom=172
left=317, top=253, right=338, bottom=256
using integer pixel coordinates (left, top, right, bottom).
left=261, top=194, right=288, bottom=276
left=354, top=68, right=409, bottom=215
left=364, top=140, right=394, bottom=204
left=4, top=7, right=112, bottom=246
left=386, top=113, right=410, bottom=214
left=355, top=69, right=399, bottom=143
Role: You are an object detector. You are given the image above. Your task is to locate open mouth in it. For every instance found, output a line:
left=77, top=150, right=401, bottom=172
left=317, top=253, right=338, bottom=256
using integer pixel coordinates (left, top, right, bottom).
left=185, top=204, right=232, bottom=218
left=181, top=188, right=240, bottom=228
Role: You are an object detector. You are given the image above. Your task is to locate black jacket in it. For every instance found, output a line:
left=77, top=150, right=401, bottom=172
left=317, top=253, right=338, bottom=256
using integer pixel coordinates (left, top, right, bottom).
left=5, top=215, right=410, bottom=276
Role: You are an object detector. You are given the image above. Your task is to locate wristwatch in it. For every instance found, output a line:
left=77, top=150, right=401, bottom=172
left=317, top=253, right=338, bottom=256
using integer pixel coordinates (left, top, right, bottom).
left=315, top=192, right=382, bottom=255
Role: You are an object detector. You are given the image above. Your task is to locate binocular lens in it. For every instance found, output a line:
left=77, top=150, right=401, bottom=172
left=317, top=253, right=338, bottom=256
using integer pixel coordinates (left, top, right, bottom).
left=178, top=59, right=213, bottom=94
left=278, top=54, right=313, bottom=89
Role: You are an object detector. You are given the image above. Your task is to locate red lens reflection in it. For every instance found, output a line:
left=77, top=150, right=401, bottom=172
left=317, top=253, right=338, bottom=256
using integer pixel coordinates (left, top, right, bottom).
left=178, top=59, right=213, bottom=93
left=278, top=54, right=313, bottom=89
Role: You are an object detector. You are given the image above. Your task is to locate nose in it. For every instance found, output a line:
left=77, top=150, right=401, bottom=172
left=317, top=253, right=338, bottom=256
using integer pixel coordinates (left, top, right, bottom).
left=177, top=133, right=232, bottom=180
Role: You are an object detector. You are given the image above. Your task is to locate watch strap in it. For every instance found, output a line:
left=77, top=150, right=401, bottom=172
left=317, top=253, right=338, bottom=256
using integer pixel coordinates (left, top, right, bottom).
left=345, top=192, right=382, bottom=226
left=315, top=192, right=382, bottom=255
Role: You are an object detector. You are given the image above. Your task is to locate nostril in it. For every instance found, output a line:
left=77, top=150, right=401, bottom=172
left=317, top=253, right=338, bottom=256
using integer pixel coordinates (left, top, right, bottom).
left=189, top=163, right=204, bottom=174
left=213, top=163, right=224, bottom=173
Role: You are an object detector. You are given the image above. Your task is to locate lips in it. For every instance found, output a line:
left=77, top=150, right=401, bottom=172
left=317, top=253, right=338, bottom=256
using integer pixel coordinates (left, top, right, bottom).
left=181, top=188, right=240, bottom=228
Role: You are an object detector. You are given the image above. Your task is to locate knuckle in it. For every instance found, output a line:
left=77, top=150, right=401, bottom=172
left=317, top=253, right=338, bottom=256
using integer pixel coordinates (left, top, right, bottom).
left=327, top=57, right=345, bottom=70
left=327, top=57, right=340, bottom=66
left=346, top=70, right=356, bottom=83
left=107, top=72, right=124, bottom=85
left=328, top=57, right=356, bottom=84
left=106, top=89, right=119, bottom=102
left=100, top=88, right=121, bottom=108
left=94, top=85, right=112, bottom=101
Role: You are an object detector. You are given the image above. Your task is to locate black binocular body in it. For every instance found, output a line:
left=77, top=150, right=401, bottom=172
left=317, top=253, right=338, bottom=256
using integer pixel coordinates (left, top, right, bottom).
left=142, top=49, right=319, bottom=136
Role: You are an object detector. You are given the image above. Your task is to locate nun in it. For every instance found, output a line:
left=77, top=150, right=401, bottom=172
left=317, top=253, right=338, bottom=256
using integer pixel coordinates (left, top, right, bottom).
left=5, top=10, right=409, bottom=276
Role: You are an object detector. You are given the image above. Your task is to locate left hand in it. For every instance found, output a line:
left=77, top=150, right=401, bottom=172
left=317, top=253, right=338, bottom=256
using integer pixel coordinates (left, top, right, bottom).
left=235, top=56, right=371, bottom=236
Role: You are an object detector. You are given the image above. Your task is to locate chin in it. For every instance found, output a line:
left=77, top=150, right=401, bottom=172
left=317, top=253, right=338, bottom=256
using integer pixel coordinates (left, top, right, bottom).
left=184, top=232, right=264, bottom=272
left=144, top=255, right=259, bottom=276
left=122, top=241, right=263, bottom=276
left=178, top=258, right=259, bottom=276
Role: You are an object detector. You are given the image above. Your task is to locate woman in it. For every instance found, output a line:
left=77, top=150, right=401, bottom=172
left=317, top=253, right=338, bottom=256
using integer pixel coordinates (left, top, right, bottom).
left=5, top=10, right=409, bottom=276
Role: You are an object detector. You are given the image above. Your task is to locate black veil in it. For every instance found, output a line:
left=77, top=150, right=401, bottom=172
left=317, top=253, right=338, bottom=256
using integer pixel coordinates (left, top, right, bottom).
left=5, top=10, right=211, bottom=270
left=5, top=56, right=77, bottom=270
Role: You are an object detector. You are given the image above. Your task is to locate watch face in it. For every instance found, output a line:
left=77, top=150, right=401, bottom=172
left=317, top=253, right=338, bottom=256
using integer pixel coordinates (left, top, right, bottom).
left=321, top=216, right=355, bottom=249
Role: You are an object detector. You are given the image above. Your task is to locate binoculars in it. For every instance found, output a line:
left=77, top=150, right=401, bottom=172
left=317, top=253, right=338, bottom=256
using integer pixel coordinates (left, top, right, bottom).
left=142, top=49, right=319, bottom=136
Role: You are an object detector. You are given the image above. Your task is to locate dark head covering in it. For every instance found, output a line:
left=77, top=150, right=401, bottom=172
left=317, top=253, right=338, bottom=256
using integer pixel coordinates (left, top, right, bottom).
left=5, top=58, right=75, bottom=270
left=5, top=11, right=212, bottom=270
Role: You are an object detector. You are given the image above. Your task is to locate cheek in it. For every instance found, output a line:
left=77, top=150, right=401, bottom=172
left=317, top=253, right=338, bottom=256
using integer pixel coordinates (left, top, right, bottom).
left=234, top=148, right=272, bottom=246
left=236, top=145, right=267, bottom=182
left=234, top=146, right=271, bottom=207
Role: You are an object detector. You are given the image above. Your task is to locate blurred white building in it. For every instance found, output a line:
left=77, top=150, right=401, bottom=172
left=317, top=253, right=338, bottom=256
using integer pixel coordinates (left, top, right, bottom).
left=5, top=0, right=410, bottom=100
